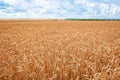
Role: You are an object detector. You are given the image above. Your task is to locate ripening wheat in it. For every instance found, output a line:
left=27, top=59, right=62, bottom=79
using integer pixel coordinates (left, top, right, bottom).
left=0, top=20, right=120, bottom=80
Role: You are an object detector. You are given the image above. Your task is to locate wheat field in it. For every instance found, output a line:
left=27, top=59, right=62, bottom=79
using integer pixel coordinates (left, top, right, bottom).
left=0, top=20, right=120, bottom=80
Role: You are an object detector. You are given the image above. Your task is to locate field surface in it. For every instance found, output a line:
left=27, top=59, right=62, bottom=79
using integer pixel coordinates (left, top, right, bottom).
left=0, top=20, right=120, bottom=80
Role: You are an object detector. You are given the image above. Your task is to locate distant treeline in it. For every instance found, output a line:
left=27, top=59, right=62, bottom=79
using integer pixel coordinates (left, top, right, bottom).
left=65, top=18, right=120, bottom=21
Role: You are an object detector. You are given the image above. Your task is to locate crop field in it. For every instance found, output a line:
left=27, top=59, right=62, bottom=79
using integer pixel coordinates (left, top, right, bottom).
left=0, top=20, right=120, bottom=80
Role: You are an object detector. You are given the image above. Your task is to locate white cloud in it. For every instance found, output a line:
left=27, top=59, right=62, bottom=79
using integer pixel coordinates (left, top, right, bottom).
left=0, top=0, right=120, bottom=19
left=110, top=4, right=120, bottom=15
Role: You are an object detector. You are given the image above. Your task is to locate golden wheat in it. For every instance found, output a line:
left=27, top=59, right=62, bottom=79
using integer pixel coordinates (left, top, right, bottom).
left=0, top=20, right=120, bottom=80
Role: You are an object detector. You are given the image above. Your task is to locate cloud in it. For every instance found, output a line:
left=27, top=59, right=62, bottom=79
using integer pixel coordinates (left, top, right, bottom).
left=0, top=0, right=120, bottom=19
left=73, top=0, right=120, bottom=18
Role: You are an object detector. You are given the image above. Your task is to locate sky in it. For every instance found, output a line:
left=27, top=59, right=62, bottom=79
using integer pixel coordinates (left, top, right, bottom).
left=0, top=0, right=120, bottom=19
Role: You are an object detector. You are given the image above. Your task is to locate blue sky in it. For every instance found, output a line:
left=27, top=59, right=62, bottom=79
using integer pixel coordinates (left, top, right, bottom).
left=0, top=0, right=120, bottom=19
